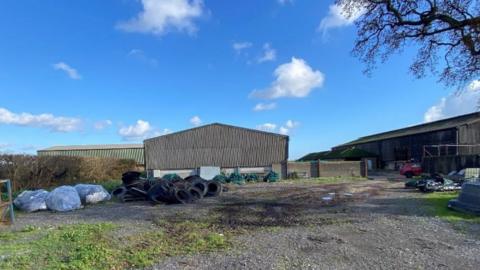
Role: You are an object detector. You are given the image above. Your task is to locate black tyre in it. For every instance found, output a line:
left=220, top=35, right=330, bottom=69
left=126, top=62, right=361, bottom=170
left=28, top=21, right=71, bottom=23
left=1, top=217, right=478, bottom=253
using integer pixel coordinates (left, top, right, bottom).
left=205, top=181, right=222, bottom=197
left=127, top=187, right=148, bottom=198
left=112, top=186, right=127, bottom=198
left=405, top=172, right=414, bottom=178
left=122, top=171, right=142, bottom=185
left=147, top=183, right=174, bottom=204
left=174, top=188, right=193, bottom=204
left=190, top=179, right=208, bottom=196
left=188, top=187, right=204, bottom=201
left=125, top=180, right=146, bottom=190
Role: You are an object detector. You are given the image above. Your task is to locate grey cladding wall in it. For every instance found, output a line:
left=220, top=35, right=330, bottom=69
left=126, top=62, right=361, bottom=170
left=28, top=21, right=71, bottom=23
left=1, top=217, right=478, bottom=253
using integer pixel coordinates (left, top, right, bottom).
left=144, top=124, right=288, bottom=170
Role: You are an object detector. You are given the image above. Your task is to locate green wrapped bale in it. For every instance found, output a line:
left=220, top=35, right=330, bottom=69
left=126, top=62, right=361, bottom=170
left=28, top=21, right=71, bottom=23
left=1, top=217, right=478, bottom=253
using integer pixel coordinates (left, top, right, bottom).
left=229, top=172, right=245, bottom=185
left=162, top=174, right=183, bottom=182
left=245, top=174, right=259, bottom=182
left=213, top=174, right=228, bottom=184
left=264, top=171, right=279, bottom=183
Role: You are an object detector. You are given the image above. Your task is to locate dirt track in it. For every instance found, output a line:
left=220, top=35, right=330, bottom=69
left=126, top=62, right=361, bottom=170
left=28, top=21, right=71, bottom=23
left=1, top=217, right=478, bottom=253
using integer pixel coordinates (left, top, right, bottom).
left=12, top=179, right=480, bottom=270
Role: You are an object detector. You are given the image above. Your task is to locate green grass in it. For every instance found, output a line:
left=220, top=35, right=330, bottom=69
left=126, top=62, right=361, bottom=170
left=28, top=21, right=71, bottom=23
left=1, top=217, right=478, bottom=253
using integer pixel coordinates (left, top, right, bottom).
left=424, top=192, right=480, bottom=223
left=0, top=221, right=231, bottom=270
left=281, top=176, right=366, bottom=185
left=97, top=179, right=122, bottom=193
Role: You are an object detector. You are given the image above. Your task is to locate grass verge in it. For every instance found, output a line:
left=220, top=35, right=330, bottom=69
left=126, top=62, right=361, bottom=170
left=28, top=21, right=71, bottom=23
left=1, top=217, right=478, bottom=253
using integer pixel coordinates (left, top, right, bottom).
left=0, top=221, right=230, bottom=270
left=282, top=176, right=366, bottom=185
left=424, top=192, right=480, bottom=223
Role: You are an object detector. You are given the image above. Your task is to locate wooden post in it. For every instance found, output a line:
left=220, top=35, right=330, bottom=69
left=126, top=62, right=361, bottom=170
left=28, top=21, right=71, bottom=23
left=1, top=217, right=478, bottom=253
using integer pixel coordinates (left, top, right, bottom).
left=0, top=179, right=15, bottom=225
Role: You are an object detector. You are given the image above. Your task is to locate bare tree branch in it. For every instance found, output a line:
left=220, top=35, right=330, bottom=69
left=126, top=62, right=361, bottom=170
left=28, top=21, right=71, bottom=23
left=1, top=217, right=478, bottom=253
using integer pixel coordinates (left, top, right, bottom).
left=338, top=0, right=480, bottom=87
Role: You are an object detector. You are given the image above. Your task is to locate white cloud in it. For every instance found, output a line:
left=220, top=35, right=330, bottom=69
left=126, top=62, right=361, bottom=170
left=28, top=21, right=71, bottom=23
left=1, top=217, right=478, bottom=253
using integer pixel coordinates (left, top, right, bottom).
left=94, top=120, right=113, bottom=130
left=52, top=62, right=81, bottom=80
left=256, top=120, right=299, bottom=135
left=318, top=4, right=364, bottom=35
left=117, top=0, right=204, bottom=36
left=150, top=128, right=173, bottom=137
left=285, top=120, right=299, bottom=129
left=119, top=120, right=153, bottom=140
left=424, top=80, right=480, bottom=122
left=256, top=123, right=277, bottom=132
left=0, top=107, right=82, bottom=132
left=258, top=43, right=276, bottom=63
left=250, top=57, right=325, bottom=99
left=190, top=116, right=202, bottom=126
left=253, top=102, right=277, bottom=111
left=128, top=49, right=158, bottom=66
left=280, top=120, right=299, bottom=135
left=279, top=126, right=289, bottom=135
left=233, top=41, right=253, bottom=53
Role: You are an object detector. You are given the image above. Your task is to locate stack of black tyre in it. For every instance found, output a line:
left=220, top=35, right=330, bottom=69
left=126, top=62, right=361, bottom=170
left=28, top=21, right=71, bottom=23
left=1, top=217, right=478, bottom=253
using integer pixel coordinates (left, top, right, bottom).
left=112, top=172, right=223, bottom=204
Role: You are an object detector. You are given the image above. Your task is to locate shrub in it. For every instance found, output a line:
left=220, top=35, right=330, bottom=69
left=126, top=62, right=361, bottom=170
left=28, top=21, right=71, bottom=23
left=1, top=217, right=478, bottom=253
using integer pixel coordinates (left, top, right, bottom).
left=0, top=154, right=137, bottom=192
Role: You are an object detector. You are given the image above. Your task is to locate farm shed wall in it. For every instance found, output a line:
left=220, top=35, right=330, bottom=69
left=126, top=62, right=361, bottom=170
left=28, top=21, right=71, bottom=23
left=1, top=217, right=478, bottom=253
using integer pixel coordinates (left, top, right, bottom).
left=333, top=113, right=480, bottom=169
left=458, top=121, right=480, bottom=155
left=422, top=155, right=480, bottom=174
left=339, top=129, right=458, bottom=165
left=144, top=123, right=289, bottom=171
left=273, top=161, right=366, bottom=179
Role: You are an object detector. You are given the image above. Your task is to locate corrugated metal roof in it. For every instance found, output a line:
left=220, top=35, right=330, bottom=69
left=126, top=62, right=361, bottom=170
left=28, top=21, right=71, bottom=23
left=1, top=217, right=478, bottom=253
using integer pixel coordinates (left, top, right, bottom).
left=298, top=147, right=377, bottom=162
left=144, top=123, right=288, bottom=142
left=338, top=112, right=480, bottom=147
left=39, top=144, right=143, bottom=151
left=37, top=144, right=145, bottom=164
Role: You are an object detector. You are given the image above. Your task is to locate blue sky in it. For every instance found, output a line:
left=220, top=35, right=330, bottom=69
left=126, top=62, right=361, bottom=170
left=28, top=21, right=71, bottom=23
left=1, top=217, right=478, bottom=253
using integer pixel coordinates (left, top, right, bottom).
left=0, top=0, right=477, bottom=159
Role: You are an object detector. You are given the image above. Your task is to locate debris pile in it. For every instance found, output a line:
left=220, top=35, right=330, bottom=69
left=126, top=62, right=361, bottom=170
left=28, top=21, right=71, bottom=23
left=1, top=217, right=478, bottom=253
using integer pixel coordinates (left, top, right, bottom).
left=405, top=168, right=480, bottom=193
left=14, top=184, right=110, bottom=212
left=112, top=172, right=223, bottom=204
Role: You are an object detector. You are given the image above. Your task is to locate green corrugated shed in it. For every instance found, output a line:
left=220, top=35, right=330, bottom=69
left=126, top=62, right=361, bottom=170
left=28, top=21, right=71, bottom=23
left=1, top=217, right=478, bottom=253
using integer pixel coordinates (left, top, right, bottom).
left=37, top=144, right=144, bottom=165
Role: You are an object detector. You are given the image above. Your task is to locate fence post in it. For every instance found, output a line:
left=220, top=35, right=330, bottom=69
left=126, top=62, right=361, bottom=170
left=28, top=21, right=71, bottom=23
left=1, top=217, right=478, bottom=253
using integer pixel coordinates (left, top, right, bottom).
left=7, top=179, right=14, bottom=224
left=0, top=179, right=15, bottom=225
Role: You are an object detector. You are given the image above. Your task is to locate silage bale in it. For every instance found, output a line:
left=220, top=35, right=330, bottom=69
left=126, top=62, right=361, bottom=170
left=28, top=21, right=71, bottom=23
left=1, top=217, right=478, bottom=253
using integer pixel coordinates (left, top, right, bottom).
left=229, top=172, right=245, bottom=185
left=264, top=171, right=279, bottom=183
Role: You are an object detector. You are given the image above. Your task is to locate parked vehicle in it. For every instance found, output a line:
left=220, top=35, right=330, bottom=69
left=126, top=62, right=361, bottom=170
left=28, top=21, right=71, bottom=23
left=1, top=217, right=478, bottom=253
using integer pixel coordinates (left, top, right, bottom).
left=400, top=162, right=423, bottom=178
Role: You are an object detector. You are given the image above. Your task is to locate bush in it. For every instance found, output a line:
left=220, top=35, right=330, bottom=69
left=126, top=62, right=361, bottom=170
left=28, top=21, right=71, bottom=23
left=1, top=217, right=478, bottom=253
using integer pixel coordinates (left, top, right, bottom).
left=0, top=154, right=137, bottom=192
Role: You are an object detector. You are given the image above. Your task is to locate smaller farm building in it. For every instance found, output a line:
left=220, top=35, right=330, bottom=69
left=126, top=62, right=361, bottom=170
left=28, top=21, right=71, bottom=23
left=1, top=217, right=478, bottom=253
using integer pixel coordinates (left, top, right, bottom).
left=144, top=123, right=289, bottom=177
left=37, top=144, right=145, bottom=165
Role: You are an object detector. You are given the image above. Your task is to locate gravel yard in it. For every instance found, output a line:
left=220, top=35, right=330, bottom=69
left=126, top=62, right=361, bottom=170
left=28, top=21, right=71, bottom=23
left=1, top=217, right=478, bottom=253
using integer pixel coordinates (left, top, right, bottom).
left=6, top=177, right=480, bottom=270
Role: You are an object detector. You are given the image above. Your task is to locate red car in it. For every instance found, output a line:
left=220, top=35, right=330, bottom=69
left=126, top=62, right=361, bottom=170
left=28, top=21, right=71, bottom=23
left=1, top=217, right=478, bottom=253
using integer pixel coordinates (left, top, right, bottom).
left=400, top=163, right=423, bottom=178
